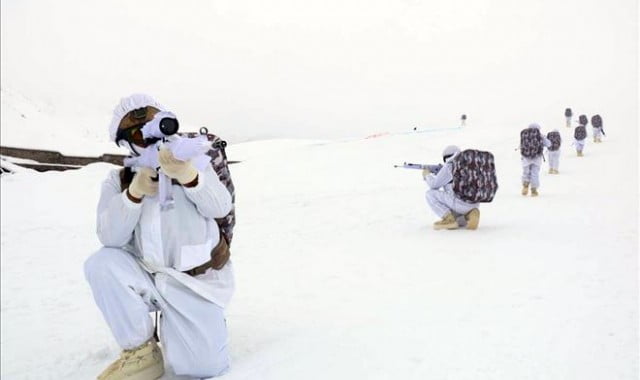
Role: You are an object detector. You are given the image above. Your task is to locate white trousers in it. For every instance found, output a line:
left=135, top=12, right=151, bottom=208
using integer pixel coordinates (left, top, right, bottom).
left=593, top=128, right=603, bottom=139
left=548, top=150, right=560, bottom=170
left=85, top=248, right=230, bottom=378
left=521, top=160, right=541, bottom=188
left=575, top=139, right=586, bottom=152
left=425, top=189, right=477, bottom=222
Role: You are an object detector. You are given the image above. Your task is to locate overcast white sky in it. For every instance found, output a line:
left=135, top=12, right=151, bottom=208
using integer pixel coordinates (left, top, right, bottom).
left=1, top=0, right=637, bottom=143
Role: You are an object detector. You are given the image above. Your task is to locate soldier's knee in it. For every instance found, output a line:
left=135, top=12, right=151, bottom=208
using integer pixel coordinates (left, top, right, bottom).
left=84, top=247, right=123, bottom=283
left=425, top=189, right=439, bottom=201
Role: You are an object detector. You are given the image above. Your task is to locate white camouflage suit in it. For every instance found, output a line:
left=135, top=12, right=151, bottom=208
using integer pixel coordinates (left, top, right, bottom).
left=424, top=154, right=479, bottom=225
left=84, top=95, right=234, bottom=378
left=521, top=124, right=551, bottom=188
left=593, top=127, right=603, bottom=140
left=547, top=129, right=561, bottom=171
left=548, top=149, right=561, bottom=171
left=575, top=134, right=587, bottom=152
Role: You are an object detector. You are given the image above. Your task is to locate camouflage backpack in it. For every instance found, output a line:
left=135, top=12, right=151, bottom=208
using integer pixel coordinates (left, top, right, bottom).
left=591, top=114, right=603, bottom=128
left=547, top=131, right=562, bottom=151
left=574, top=125, right=587, bottom=140
left=578, top=115, right=588, bottom=126
left=520, top=128, right=543, bottom=159
left=182, top=130, right=236, bottom=245
left=451, top=149, right=498, bottom=203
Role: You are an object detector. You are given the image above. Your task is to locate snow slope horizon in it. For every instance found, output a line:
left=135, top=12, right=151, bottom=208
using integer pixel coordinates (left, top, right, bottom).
left=1, top=0, right=638, bottom=144
left=1, top=114, right=638, bottom=379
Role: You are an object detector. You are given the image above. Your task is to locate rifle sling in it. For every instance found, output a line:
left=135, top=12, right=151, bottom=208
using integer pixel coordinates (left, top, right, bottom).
left=183, top=233, right=230, bottom=276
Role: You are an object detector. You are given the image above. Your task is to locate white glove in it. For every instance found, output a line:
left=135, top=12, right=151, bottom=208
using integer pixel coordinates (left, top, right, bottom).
left=128, top=167, right=158, bottom=200
left=158, top=147, right=198, bottom=185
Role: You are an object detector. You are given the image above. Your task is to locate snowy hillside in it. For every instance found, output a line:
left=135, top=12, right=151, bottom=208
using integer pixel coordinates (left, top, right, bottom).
left=1, top=116, right=638, bottom=379
left=1, top=0, right=638, bottom=144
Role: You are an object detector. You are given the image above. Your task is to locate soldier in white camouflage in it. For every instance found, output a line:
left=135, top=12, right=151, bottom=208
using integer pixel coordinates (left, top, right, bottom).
left=422, top=145, right=481, bottom=230
left=546, top=129, right=562, bottom=174
left=520, top=123, right=551, bottom=196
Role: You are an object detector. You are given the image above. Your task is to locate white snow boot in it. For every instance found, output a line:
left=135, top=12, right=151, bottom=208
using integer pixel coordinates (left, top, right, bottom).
left=464, top=208, right=480, bottom=230
left=433, top=213, right=458, bottom=230
left=521, top=182, right=529, bottom=196
left=97, top=340, right=164, bottom=380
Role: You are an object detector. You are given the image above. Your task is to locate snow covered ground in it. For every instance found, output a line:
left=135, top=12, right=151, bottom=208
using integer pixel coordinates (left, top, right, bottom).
left=1, top=115, right=638, bottom=379
left=1, top=0, right=638, bottom=378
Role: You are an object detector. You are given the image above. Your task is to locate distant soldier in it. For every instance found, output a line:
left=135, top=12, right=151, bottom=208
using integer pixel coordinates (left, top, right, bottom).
left=461, top=114, right=467, bottom=127
left=546, top=129, right=562, bottom=174
left=519, top=123, right=551, bottom=196
left=564, top=108, right=573, bottom=128
left=591, top=114, right=604, bottom=143
left=574, top=115, right=588, bottom=156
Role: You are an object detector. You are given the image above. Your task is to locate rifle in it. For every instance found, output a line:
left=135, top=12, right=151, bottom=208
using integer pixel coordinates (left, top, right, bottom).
left=124, top=115, right=213, bottom=210
left=394, top=162, right=443, bottom=174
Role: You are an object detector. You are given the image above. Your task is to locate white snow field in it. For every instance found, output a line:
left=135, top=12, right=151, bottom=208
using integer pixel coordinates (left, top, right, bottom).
left=1, top=0, right=638, bottom=378
left=1, top=116, right=638, bottom=379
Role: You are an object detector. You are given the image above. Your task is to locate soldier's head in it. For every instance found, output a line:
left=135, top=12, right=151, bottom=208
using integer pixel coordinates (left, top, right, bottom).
left=578, top=115, right=588, bottom=126
left=442, top=145, right=460, bottom=162
left=108, top=94, right=166, bottom=154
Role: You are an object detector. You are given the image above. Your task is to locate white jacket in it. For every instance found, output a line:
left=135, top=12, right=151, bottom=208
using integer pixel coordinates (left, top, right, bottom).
left=96, top=165, right=235, bottom=308
left=424, top=158, right=480, bottom=209
left=425, top=160, right=455, bottom=193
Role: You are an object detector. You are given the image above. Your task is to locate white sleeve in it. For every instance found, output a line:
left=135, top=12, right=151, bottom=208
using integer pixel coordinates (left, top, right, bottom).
left=96, top=170, right=142, bottom=247
left=182, top=165, right=232, bottom=219
left=425, top=163, right=453, bottom=189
